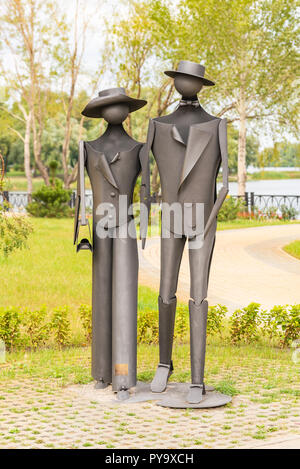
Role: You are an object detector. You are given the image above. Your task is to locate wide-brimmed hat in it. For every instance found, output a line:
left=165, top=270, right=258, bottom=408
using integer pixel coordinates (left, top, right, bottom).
left=164, top=60, right=215, bottom=86
left=81, top=87, right=147, bottom=118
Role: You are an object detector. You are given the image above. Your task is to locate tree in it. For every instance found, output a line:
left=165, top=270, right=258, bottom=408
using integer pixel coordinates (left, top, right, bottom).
left=0, top=0, right=63, bottom=186
left=108, top=1, right=177, bottom=192
left=257, top=141, right=300, bottom=168
left=148, top=0, right=299, bottom=194
left=227, top=125, right=259, bottom=174
left=181, top=0, right=299, bottom=194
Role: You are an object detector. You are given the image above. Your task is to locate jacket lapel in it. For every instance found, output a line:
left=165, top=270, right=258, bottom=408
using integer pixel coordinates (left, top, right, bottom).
left=86, top=143, right=119, bottom=189
left=171, top=125, right=186, bottom=146
left=95, top=154, right=119, bottom=189
left=179, top=125, right=212, bottom=189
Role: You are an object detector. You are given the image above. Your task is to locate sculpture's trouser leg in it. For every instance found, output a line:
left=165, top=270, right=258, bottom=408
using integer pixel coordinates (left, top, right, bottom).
left=188, top=219, right=217, bottom=386
left=158, top=296, right=177, bottom=365
left=92, top=234, right=113, bottom=384
left=189, top=299, right=208, bottom=385
left=111, top=225, right=138, bottom=392
left=159, top=233, right=186, bottom=364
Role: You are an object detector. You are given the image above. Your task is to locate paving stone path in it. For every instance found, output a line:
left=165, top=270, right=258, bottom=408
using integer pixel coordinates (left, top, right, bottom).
left=0, top=377, right=299, bottom=449
left=139, top=224, right=300, bottom=312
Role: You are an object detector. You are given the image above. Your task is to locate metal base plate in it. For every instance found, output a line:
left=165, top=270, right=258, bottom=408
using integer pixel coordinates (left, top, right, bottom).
left=123, top=382, right=231, bottom=408
left=122, top=381, right=214, bottom=404
left=69, top=381, right=231, bottom=409
left=157, top=387, right=232, bottom=409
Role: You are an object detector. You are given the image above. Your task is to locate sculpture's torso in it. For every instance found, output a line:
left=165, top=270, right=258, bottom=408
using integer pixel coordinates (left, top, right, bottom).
left=152, top=108, right=221, bottom=233
left=84, top=134, right=142, bottom=229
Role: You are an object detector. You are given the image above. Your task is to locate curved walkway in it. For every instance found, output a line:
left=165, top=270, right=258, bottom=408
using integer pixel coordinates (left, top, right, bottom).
left=139, top=224, right=300, bottom=311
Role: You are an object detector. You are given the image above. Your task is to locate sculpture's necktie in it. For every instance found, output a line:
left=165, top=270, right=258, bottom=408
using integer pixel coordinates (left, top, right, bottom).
left=177, top=99, right=200, bottom=109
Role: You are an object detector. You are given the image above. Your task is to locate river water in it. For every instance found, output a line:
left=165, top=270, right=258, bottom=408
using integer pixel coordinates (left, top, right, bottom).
left=217, top=179, right=300, bottom=195
left=217, top=179, right=300, bottom=218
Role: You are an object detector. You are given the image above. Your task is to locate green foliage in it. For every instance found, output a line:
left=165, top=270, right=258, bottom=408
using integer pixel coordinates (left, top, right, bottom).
left=26, top=179, right=72, bottom=218
left=138, top=306, right=189, bottom=344
left=258, top=142, right=300, bottom=168
left=0, top=308, right=21, bottom=351
left=214, top=379, right=238, bottom=396
left=21, top=307, right=49, bottom=350
left=137, top=309, right=159, bottom=344
left=207, top=304, right=228, bottom=336
left=229, top=303, right=261, bottom=344
left=50, top=307, right=71, bottom=348
left=78, top=304, right=92, bottom=344
left=218, top=196, right=246, bottom=222
left=261, top=305, right=286, bottom=341
left=0, top=204, right=33, bottom=257
left=262, top=304, right=300, bottom=347
left=253, top=204, right=298, bottom=221
left=0, top=301, right=297, bottom=351
left=173, top=306, right=189, bottom=343
left=280, top=205, right=297, bottom=221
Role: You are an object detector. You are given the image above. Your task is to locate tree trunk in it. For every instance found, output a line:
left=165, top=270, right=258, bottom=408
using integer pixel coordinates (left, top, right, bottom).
left=32, top=116, right=49, bottom=186
left=237, top=106, right=247, bottom=196
left=24, top=110, right=33, bottom=198
left=62, top=79, right=76, bottom=189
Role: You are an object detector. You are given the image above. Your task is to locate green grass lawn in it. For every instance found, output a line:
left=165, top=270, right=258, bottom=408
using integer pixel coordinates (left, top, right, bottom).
left=2, top=217, right=299, bottom=311
left=283, top=240, right=300, bottom=260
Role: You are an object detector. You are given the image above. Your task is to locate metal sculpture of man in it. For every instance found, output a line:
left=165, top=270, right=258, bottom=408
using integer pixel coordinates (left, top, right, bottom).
left=144, top=61, right=229, bottom=404
left=74, top=87, right=150, bottom=400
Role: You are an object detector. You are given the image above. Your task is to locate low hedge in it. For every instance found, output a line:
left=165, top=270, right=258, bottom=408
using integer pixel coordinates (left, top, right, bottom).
left=0, top=302, right=299, bottom=351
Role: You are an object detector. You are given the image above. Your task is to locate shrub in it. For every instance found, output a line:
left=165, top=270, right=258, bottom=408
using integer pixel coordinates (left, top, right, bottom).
left=230, top=303, right=261, bottom=344
left=79, top=304, right=92, bottom=344
left=137, top=309, right=159, bottom=344
left=218, top=196, right=245, bottom=221
left=50, top=306, right=71, bottom=347
left=283, top=305, right=300, bottom=346
left=26, top=179, right=72, bottom=218
left=262, top=304, right=300, bottom=347
left=21, top=307, right=49, bottom=349
left=0, top=308, right=21, bottom=351
left=280, top=205, right=298, bottom=221
left=174, top=306, right=189, bottom=343
left=261, top=305, right=286, bottom=341
left=207, top=304, right=227, bottom=335
left=0, top=205, right=33, bottom=257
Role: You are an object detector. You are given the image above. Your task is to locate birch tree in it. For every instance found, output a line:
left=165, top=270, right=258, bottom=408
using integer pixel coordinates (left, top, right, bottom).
left=0, top=0, right=63, bottom=185
left=177, top=0, right=299, bottom=195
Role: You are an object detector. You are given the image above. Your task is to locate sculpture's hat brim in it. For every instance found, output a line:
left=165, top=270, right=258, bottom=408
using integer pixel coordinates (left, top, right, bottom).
left=82, top=89, right=147, bottom=118
left=164, top=70, right=215, bottom=87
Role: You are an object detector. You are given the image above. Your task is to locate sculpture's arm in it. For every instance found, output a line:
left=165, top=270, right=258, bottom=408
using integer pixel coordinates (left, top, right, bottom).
left=138, top=119, right=155, bottom=249
left=204, top=118, right=229, bottom=237
left=73, top=140, right=87, bottom=245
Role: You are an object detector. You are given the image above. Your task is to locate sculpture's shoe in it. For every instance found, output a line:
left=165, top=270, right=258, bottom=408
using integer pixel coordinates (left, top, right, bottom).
left=117, top=388, right=130, bottom=401
left=187, top=384, right=205, bottom=404
left=151, top=362, right=173, bottom=393
left=95, top=380, right=109, bottom=390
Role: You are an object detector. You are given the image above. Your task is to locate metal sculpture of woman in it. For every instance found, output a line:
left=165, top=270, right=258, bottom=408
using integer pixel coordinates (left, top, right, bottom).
left=74, top=88, right=149, bottom=400
left=144, top=61, right=229, bottom=404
